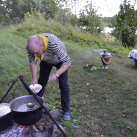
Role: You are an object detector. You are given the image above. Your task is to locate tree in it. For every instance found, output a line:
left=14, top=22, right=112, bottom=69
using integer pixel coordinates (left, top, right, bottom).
left=54, top=8, right=76, bottom=26
left=78, top=2, right=103, bottom=34
left=112, top=0, right=137, bottom=47
left=0, top=0, right=78, bottom=25
left=0, top=0, right=63, bottom=24
left=0, top=1, right=7, bottom=22
left=41, top=0, right=58, bottom=19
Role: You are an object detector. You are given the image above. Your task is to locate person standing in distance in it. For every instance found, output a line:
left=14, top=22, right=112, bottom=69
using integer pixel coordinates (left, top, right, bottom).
left=26, top=33, right=71, bottom=120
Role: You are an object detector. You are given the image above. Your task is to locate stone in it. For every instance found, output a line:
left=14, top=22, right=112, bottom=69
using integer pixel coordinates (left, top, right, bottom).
left=43, top=103, right=50, bottom=108
left=49, top=109, right=60, bottom=119
left=52, top=124, right=65, bottom=137
left=36, top=125, right=44, bottom=132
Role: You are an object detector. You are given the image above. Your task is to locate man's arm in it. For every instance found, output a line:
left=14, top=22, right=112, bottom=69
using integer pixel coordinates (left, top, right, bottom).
left=30, top=64, right=37, bottom=85
left=48, top=64, right=69, bottom=82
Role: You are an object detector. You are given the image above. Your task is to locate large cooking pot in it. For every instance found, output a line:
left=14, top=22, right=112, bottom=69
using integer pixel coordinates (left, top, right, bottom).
left=0, top=103, right=13, bottom=131
left=9, top=95, right=44, bottom=126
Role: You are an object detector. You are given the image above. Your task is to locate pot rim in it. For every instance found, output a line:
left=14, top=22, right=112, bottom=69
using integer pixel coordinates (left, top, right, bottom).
left=0, top=112, right=11, bottom=118
left=9, top=95, right=44, bottom=112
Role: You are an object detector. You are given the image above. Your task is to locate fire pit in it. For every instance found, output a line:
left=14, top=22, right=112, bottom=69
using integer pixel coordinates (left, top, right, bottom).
left=0, top=109, right=64, bottom=137
left=0, top=76, right=67, bottom=137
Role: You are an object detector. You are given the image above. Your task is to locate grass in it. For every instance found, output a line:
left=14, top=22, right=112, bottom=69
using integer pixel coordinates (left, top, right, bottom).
left=1, top=14, right=137, bottom=136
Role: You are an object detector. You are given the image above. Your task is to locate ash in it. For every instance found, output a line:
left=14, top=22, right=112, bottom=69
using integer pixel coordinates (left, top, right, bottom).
left=0, top=123, right=49, bottom=137
left=0, top=109, right=63, bottom=137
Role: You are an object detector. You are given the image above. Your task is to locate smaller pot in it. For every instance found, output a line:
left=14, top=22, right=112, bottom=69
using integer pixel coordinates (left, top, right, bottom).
left=0, top=103, right=13, bottom=131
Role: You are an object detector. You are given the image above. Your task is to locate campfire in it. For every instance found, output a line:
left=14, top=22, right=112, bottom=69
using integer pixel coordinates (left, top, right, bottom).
left=0, top=76, right=67, bottom=137
left=0, top=108, right=64, bottom=137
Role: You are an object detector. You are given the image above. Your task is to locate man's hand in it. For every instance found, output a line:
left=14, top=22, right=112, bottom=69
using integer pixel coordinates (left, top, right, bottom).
left=48, top=73, right=57, bottom=82
left=31, top=78, right=37, bottom=85
left=48, top=64, right=69, bottom=83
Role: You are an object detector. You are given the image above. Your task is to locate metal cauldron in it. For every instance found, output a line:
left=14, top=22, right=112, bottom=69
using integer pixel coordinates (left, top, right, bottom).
left=9, top=95, right=44, bottom=126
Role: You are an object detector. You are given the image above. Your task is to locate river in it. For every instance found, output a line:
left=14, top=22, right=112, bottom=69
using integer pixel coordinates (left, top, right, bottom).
left=102, top=27, right=137, bottom=34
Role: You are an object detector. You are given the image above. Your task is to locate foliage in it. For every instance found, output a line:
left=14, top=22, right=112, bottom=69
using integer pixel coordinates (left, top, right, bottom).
left=0, top=0, right=37, bottom=24
left=102, top=16, right=116, bottom=27
left=15, top=11, right=131, bottom=55
left=54, top=8, right=77, bottom=26
left=111, top=0, right=137, bottom=48
left=0, top=0, right=62, bottom=25
left=78, top=2, right=104, bottom=34
left=40, top=0, right=58, bottom=19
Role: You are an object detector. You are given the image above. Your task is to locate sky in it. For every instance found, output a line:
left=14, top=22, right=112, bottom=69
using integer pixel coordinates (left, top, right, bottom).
left=70, top=0, right=137, bottom=17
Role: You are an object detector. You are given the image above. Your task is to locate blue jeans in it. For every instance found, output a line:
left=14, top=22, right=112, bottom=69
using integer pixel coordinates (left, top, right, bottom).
left=38, top=61, right=70, bottom=112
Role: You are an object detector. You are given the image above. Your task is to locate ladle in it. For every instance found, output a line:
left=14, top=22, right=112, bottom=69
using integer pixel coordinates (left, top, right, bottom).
left=27, top=103, right=35, bottom=108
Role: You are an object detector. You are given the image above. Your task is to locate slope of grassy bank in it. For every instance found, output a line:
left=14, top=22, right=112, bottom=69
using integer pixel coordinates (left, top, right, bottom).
left=0, top=13, right=137, bottom=137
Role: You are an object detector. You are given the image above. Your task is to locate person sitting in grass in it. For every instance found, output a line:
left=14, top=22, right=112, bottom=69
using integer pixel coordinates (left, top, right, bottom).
left=26, top=33, right=71, bottom=120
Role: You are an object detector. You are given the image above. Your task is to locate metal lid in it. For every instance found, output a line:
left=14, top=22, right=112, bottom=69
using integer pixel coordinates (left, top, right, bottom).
left=0, top=103, right=11, bottom=117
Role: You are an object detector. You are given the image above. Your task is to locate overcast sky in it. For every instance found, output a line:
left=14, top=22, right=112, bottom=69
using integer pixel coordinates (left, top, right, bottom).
left=70, top=0, right=137, bottom=17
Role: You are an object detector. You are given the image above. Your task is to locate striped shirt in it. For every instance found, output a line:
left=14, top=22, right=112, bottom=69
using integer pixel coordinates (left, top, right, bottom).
left=26, top=33, right=71, bottom=67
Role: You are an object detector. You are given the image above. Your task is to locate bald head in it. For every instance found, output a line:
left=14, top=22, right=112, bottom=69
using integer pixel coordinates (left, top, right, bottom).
left=27, top=35, right=43, bottom=53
